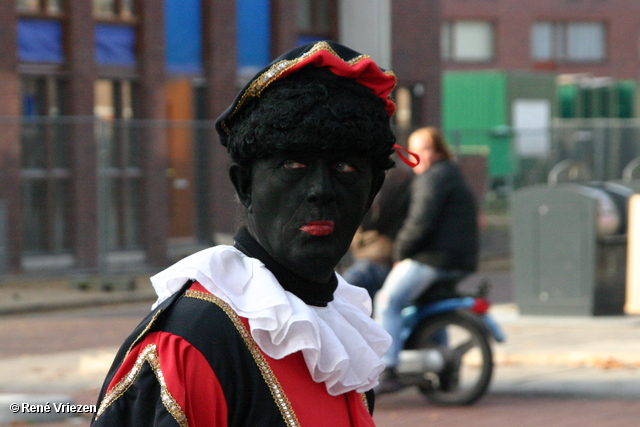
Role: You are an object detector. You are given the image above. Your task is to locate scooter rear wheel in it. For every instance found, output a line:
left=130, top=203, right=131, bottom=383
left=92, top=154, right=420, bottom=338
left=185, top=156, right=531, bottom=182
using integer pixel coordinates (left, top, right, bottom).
left=406, top=310, right=493, bottom=405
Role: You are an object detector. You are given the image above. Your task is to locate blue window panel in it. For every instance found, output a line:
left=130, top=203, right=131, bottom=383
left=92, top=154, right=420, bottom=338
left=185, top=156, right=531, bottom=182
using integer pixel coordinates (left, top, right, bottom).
left=237, top=0, right=270, bottom=71
left=165, top=0, right=203, bottom=74
left=18, top=19, right=64, bottom=63
left=95, top=24, right=136, bottom=66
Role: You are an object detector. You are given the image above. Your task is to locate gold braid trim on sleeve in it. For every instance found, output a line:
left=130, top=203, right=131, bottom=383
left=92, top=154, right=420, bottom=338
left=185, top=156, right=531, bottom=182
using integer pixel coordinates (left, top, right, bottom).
left=185, top=289, right=302, bottom=427
left=94, top=344, right=188, bottom=427
left=123, top=308, right=163, bottom=360
left=361, top=392, right=370, bottom=412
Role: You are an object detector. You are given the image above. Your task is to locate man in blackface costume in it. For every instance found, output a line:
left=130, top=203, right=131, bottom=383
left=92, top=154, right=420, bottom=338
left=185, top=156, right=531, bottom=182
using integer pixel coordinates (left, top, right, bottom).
left=91, top=41, right=404, bottom=426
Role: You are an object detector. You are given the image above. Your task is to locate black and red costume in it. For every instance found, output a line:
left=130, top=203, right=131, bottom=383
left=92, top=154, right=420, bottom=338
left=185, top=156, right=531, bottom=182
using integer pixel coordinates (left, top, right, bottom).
left=92, top=229, right=390, bottom=426
left=92, top=40, right=398, bottom=427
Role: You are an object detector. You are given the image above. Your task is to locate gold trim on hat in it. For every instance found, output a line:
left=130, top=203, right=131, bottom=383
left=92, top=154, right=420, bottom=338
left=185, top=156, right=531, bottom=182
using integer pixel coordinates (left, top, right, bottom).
left=220, top=40, right=395, bottom=135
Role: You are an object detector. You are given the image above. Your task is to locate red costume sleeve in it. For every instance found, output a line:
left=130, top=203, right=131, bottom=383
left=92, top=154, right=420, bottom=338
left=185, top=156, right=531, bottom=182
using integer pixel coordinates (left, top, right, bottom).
left=96, top=331, right=227, bottom=427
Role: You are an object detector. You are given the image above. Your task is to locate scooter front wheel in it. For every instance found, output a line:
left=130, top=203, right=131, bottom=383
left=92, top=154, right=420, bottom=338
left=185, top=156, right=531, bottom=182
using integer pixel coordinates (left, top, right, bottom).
left=406, top=310, right=493, bottom=405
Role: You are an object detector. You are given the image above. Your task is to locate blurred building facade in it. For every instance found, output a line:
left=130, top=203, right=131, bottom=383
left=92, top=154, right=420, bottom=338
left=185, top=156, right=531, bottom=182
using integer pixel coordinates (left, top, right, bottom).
left=4, top=0, right=638, bottom=276
left=0, top=0, right=440, bottom=275
left=439, top=0, right=640, bottom=192
left=441, top=0, right=640, bottom=80
left=0, top=0, right=236, bottom=274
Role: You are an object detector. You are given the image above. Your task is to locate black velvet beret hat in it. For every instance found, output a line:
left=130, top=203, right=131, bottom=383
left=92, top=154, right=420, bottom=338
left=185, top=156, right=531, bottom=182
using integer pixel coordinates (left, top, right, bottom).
left=214, top=40, right=397, bottom=148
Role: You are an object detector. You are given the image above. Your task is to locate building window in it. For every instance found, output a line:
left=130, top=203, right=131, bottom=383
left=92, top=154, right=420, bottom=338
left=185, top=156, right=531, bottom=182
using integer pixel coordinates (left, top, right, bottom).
left=94, top=79, right=142, bottom=251
left=441, top=20, right=495, bottom=62
left=531, top=21, right=606, bottom=62
left=296, top=0, right=337, bottom=45
left=20, top=76, right=72, bottom=254
left=17, top=0, right=66, bottom=64
left=18, top=19, right=65, bottom=64
left=95, top=24, right=137, bottom=66
left=17, top=0, right=63, bottom=15
left=94, top=0, right=137, bottom=67
left=93, top=0, right=136, bottom=20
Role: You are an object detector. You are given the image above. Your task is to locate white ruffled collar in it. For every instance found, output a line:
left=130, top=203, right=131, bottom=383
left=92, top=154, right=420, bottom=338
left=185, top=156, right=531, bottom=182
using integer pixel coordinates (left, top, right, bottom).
left=150, top=245, right=391, bottom=396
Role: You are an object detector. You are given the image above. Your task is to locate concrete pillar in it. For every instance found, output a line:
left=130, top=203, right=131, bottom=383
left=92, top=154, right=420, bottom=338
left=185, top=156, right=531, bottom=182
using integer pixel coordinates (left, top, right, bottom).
left=339, top=0, right=391, bottom=69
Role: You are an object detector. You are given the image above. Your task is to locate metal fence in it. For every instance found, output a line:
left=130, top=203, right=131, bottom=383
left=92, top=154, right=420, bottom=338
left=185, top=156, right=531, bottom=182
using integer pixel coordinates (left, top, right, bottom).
left=4, top=116, right=640, bottom=276
left=2, top=116, right=223, bottom=277
left=445, top=119, right=640, bottom=198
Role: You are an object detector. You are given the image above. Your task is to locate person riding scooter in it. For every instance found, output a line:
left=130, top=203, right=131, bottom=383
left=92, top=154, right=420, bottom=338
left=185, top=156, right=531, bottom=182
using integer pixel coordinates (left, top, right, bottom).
left=374, top=127, right=479, bottom=394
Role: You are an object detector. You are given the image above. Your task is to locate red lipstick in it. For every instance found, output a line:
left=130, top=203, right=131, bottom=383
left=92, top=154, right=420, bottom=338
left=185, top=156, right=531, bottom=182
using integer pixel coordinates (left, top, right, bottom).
left=300, top=221, right=335, bottom=236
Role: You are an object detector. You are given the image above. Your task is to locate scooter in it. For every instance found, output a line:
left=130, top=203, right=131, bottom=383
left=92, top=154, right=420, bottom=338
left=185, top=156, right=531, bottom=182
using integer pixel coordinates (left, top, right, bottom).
left=392, top=274, right=505, bottom=405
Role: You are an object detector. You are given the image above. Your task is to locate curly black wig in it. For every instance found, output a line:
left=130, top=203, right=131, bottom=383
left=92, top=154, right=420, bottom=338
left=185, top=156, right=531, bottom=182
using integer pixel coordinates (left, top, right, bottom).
left=225, top=66, right=396, bottom=172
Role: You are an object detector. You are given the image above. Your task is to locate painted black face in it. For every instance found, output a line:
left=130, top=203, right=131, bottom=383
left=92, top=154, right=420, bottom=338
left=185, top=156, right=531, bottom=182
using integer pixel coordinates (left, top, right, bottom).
left=230, top=150, right=383, bottom=283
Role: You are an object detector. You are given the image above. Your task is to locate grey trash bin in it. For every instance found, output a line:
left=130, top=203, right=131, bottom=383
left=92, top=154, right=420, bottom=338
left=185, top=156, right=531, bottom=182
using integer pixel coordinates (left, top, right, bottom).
left=0, top=200, right=6, bottom=275
left=511, top=182, right=631, bottom=316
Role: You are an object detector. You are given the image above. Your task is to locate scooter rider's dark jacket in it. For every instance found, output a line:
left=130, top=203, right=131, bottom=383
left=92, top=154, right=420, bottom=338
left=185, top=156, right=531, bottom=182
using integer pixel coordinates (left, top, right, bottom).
left=393, top=158, right=479, bottom=272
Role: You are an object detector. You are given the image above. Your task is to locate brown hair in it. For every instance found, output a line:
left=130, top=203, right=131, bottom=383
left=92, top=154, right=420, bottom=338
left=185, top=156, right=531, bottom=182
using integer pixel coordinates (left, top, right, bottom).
left=410, top=127, right=454, bottom=160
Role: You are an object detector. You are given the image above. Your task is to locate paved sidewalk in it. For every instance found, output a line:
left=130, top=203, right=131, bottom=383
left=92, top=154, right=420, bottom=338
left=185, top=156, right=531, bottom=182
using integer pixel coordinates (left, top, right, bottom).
left=2, top=267, right=640, bottom=425
left=0, top=273, right=158, bottom=315
left=489, top=304, right=640, bottom=399
left=2, top=270, right=640, bottom=380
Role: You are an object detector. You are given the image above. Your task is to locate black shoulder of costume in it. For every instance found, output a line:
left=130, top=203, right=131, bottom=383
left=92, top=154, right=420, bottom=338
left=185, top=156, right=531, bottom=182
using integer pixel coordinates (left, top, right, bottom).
left=91, top=280, right=288, bottom=426
left=93, top=280, right=195, bottom=410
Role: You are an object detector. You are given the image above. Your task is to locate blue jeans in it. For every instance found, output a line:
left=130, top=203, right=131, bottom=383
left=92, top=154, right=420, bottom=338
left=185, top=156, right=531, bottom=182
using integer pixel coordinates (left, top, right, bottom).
left=341, top=259, right=391, bottom=300
left=374, top=259, right=440, bottom=368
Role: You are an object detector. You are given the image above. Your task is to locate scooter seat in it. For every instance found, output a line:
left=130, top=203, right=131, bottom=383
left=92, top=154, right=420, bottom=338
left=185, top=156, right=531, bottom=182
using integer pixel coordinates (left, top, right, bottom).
left=413, top=278, right=461, bottom=306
